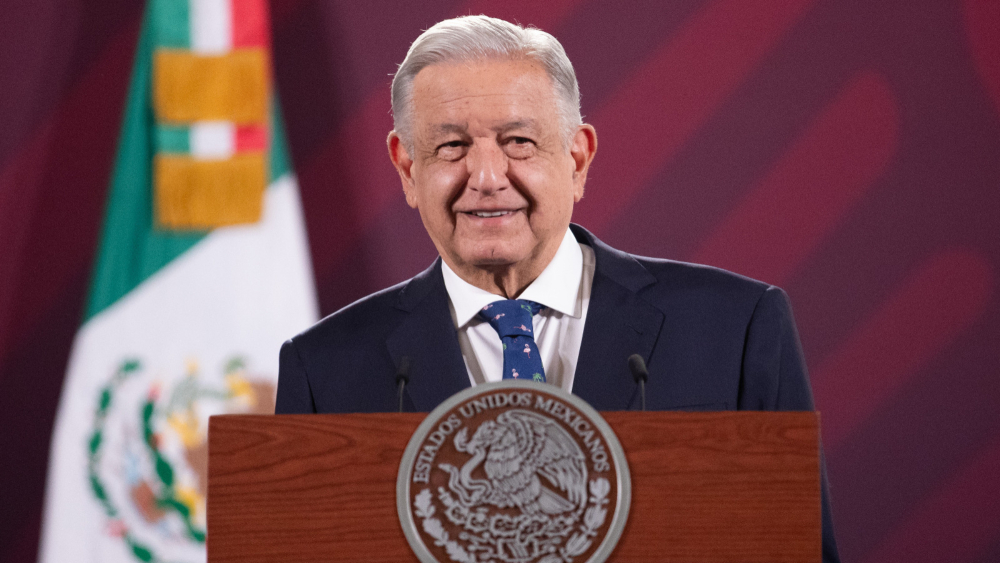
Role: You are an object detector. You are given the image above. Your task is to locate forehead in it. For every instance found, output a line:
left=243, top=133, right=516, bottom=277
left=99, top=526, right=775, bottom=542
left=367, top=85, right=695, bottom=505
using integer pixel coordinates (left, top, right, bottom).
left=409, top=59, right=560, bottom=135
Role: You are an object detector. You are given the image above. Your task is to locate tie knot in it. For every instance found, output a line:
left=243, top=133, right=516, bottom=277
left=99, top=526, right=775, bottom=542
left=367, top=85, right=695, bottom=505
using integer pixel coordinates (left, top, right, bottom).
left=478, top=299, right=542, bottom=338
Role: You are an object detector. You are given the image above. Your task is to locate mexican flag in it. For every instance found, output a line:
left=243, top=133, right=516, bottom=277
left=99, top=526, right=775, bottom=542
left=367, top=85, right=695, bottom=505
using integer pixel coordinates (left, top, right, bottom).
left=37, top=1, right=317, bottom=562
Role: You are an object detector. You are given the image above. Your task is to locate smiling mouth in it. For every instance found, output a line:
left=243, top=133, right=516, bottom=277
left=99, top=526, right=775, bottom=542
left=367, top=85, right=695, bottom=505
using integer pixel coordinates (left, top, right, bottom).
left=463, top=210, right=518, bottom=218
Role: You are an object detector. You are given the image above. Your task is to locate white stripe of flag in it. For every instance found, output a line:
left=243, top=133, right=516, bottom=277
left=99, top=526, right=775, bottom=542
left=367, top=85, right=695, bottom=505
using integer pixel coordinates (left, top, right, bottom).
left=191, top=0, right=232, bottom=54
left=190, top=121, right=235, bottom=159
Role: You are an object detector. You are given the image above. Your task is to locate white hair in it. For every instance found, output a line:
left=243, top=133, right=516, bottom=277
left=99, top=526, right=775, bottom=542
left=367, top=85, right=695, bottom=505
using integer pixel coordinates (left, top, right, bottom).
left=391, top=15, right=582, bottom=152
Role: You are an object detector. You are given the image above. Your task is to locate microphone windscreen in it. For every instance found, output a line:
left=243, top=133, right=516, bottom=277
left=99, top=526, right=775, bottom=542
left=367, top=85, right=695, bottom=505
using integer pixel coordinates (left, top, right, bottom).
left=396, top=356, right=411, bottom=381
left=627, top=354, right=648, bottom=382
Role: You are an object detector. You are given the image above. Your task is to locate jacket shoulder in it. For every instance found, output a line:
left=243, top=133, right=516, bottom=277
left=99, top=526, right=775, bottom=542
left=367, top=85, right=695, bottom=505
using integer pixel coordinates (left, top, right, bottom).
left=622, top=253, right=786, bottom=331
left=291, top=279, right=409, bottom=356
left=572, top=223, right=775, bottom=306
left=633, top=255, right=772, bottom=299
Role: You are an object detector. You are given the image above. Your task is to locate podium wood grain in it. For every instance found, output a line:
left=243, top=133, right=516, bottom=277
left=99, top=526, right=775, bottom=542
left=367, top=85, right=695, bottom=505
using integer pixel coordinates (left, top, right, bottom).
left=208, top=412, right=819, bottom=562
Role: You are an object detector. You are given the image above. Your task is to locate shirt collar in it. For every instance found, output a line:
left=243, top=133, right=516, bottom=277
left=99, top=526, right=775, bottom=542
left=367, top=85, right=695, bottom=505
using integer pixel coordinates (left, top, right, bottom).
left=441, top=228, right=584, bottom=327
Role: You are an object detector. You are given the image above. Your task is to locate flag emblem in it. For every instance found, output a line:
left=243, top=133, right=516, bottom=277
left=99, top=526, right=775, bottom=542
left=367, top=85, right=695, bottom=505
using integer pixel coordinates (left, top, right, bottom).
left=88, top=358, right=274, bottom=562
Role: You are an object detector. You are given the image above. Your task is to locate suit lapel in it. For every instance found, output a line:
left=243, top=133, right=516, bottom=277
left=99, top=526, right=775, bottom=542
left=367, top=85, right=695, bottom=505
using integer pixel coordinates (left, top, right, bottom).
left=386, top=259, right=471, bottom=412
left=570, top=225, right=665, bottom=411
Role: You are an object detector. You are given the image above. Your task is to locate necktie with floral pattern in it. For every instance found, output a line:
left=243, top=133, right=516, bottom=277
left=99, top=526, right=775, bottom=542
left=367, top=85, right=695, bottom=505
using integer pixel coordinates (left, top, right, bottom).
left=478, top=299, right=546, bottom=383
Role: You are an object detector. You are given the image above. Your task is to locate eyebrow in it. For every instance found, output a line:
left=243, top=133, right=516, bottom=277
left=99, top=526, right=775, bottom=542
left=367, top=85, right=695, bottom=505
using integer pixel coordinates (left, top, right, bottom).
left=496, top=119, right=539, bottom=134
left=430, top=119, right=540, bottom=137
left=432, top=123, right=468, bottom=136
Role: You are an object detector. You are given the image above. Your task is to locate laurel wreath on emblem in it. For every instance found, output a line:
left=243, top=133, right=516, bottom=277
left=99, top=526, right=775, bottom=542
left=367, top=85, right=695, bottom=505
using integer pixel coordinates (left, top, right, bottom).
left=87, top=359, right=208, bottom=563
left=413, top=478, right=609, bottom=563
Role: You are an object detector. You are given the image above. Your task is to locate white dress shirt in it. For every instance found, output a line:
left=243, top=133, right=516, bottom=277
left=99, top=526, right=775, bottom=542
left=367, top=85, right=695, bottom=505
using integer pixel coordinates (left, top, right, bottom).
left=441, top=228, right=595, bottom=393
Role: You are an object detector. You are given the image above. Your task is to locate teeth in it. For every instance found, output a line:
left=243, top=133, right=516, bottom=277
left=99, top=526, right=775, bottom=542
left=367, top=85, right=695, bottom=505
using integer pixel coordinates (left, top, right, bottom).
left=473, top=211, right=510, bottom=218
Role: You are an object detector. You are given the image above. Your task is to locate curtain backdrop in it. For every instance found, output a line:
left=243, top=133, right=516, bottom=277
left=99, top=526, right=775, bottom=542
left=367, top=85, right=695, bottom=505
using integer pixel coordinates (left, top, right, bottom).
left=2, top=1, right=998, bottom=562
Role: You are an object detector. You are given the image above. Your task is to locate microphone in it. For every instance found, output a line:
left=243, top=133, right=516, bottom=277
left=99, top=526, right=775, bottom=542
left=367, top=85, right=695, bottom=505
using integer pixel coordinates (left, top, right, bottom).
left=396, top=356, right=411, bottom=413
left=627, top=354, right=649, bottom=411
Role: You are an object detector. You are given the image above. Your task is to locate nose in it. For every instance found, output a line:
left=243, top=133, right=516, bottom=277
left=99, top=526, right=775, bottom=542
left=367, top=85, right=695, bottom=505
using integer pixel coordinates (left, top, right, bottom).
left=466, top=140, right=509, bottom=195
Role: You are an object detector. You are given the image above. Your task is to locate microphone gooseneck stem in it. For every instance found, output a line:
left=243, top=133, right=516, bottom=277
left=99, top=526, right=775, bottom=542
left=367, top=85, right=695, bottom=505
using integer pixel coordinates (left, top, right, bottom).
left=627, top=354, right=649, bottom=412
left=396, top=356, right=411, bottom=414
left=639, top=378, right=646, bottom=412
left=397, top=378, right=406, bottom=413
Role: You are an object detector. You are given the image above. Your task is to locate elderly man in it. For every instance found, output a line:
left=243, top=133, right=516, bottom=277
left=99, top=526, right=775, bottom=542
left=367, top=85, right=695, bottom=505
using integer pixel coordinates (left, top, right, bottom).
left=275, top=15, right=839, bottom=561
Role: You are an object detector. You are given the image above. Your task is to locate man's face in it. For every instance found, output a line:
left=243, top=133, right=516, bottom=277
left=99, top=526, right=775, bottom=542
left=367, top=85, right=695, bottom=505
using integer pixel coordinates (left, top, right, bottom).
left=388, top=59, right=596, bottom=278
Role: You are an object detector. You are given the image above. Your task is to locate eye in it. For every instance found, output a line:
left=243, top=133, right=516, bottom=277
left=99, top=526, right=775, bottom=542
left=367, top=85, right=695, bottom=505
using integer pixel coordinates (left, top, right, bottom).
left=504, top=136, right=536, bottom=158
left=435, top=140, right=467, bottom=160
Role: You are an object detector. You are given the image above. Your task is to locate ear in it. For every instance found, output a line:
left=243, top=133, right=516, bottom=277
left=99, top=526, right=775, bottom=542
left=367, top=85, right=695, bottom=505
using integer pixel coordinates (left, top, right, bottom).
left=388, top=131, right=418, bottom=209
left=569, top=124, right=597, bottom=202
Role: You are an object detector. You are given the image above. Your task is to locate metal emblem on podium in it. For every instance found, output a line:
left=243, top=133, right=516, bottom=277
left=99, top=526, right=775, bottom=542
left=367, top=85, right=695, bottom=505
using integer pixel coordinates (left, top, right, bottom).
left=397, top=380, right=631, bottom=563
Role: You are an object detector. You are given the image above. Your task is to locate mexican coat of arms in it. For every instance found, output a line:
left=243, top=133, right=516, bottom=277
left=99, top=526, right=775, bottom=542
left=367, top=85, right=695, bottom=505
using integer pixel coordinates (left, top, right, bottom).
left=397, top=380, right=630, bottom=563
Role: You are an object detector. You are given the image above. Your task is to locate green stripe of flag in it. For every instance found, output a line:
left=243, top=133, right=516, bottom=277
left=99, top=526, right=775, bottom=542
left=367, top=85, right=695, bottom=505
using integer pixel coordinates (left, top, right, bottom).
left=151, top=0, right=190, bottom=49
left=155, top=125, right=190, bottom=153
left=86, top=7, right=201, bottom=320
left=269, top=91, right=292, bottom=182
left=85, top=5, right=293, bottom=321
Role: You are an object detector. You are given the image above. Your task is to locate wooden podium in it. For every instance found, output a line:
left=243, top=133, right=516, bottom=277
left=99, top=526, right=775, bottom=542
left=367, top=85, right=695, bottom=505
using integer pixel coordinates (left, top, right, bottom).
left=207, top=412, right=820, bottom=562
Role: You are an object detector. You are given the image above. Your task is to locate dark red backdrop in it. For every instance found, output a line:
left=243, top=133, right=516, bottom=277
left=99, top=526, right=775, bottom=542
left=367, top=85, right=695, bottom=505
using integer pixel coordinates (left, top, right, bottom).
left=2, top=1, right=998, bottom=561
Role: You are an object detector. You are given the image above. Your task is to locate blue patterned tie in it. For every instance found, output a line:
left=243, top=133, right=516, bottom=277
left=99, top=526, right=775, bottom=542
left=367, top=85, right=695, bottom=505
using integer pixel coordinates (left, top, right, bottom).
left=478, top=300, right=546, bottom=383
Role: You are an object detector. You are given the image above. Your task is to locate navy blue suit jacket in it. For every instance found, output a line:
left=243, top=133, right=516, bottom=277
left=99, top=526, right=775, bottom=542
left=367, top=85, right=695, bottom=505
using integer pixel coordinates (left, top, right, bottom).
left=276, top=224, right=840, bottom=562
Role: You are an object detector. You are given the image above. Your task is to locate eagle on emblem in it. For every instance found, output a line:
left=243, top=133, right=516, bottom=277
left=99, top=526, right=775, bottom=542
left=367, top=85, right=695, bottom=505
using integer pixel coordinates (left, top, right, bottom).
left=439, top=410, right=588, bottom=517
